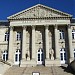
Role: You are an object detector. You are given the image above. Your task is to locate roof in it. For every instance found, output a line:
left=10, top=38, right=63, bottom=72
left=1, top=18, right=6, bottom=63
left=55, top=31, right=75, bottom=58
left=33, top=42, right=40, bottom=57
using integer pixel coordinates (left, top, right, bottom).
left=0, top=20, right=9, bottom=26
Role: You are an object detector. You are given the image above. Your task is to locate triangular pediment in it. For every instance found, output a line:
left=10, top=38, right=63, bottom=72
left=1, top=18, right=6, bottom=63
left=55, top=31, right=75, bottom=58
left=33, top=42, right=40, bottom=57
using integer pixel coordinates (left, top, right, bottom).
left=7, top=4, right=72, bottom=20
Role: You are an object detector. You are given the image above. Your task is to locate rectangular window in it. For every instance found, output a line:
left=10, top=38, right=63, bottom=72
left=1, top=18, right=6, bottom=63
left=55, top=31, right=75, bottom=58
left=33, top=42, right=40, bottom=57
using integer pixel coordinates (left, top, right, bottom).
left=17, top=32, right=21, bottom=41
left=5, top=32, right=9, bottom=41
left=72, top=30, right=75, bottom=39
left=59, top=30, right=64, bottom=39
left=60, top=48, right=67, bottom=64
left=2, top=50, right=8, bottom=61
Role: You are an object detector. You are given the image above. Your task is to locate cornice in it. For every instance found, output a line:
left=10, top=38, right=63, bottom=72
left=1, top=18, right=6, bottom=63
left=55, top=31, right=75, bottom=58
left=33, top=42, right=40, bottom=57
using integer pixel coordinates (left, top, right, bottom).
left=71, top=23, right=75, bottom=26
left=8, top=16, right=71, bottom=22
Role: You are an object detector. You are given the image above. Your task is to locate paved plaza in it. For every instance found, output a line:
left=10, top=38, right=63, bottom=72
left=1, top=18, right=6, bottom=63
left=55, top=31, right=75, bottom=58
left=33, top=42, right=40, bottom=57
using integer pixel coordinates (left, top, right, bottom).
left=4, top=65, right=75, bottom=75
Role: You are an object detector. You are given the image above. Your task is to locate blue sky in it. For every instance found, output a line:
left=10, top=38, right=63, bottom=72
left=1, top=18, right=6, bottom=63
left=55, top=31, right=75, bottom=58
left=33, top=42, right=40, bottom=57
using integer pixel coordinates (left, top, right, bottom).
left=0, top=0, right=74, bottom=20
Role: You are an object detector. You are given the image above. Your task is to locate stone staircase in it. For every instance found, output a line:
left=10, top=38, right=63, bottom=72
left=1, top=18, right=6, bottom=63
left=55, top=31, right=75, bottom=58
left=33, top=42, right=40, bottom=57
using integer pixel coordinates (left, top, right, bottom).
left=4, top=65, right=75, bottom=75
left=23, top=66, right=52, bottom=75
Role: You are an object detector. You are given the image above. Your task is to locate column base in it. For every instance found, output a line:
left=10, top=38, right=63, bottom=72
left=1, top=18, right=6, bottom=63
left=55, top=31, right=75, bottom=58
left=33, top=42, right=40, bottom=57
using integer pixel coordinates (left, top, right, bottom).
left=45, top=59, right=61, bottom=66
left=20, top=59, right=36, bottom=67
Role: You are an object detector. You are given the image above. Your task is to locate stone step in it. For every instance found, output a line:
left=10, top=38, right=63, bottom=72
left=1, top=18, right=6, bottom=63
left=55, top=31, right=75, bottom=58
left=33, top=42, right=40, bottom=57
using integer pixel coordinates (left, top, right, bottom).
left=23, top=66, right=52, bottom=75
left=4, top=66, right=75, bottom=75
left=4, top=67, right=25, bottom=75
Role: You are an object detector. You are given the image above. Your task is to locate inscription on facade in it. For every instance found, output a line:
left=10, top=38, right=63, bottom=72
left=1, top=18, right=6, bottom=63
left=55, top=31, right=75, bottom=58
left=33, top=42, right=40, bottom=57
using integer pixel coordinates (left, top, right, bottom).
left=22, top=20, right=57, bottom=23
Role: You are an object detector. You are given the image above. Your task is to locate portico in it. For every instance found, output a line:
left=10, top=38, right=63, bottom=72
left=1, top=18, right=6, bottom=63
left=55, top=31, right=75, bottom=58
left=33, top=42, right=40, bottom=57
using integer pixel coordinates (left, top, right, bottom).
left=7, top=4, right=74, bottom=67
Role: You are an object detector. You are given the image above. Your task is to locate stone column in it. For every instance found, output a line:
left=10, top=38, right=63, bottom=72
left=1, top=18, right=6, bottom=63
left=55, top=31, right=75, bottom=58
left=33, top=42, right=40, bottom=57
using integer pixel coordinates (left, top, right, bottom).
left=45, top=25, right=49, bottom=59
left=54, top=25, right=60, bottom=59
left=22, top=26, right=27, bottom=60
left=49, top=32, right=52, bottom=49
left=32, top=26, right=35, bottom=60
left=8, top=26, right=14, bottom=61
left=68, top=25, right=74, bottom=62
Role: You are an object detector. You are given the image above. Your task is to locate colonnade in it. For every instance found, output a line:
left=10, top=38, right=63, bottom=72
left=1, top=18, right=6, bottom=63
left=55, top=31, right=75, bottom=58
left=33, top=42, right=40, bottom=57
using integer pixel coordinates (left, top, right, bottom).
left=8, top=24, right=74, bottom=63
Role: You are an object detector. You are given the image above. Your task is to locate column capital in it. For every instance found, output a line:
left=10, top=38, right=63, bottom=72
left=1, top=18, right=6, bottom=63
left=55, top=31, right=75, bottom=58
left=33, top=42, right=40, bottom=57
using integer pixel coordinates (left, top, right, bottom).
left=10, top=26, right=14, bottom=30
left=68, top=24, right=71, bottom=29
left=54, top=24, right=58, bottom=29
left=32, top=25, right=36, bottom=29
left=22, top=26, right=27, bottom=29
left=45, top=25, right=49, bottom=29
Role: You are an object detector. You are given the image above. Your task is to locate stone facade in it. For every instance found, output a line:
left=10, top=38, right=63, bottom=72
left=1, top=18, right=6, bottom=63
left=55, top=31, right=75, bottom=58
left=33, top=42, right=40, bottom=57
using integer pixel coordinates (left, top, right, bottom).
left=0, top=4, right=75, bottom=67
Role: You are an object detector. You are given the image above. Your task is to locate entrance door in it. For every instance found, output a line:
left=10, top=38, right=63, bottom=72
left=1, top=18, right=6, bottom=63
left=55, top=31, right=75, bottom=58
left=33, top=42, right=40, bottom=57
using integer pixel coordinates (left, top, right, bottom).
left=37, top=48, right=44, bottom=65
left=14, top=50, right=21, bottom=65
left=60, top=48, right=67, bottom=64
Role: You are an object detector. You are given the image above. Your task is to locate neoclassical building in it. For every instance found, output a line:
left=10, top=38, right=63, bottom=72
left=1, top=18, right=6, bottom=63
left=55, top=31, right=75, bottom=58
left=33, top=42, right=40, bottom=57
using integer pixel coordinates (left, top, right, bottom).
left=0, top=4, right=75, bottom=67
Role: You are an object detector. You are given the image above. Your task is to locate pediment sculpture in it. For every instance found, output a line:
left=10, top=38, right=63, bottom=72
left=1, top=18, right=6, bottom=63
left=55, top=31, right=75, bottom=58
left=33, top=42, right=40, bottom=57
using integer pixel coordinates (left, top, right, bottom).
left=7, top=4, right=72, bottom=20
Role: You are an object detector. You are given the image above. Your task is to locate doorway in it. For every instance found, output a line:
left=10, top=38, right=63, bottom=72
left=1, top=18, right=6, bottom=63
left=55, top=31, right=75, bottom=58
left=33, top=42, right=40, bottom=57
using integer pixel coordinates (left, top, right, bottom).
left=37, top=48, right=44, bottom=65
left=14, top=50, right=21, bottom=65
left=60, top=48, right=67, bottom=64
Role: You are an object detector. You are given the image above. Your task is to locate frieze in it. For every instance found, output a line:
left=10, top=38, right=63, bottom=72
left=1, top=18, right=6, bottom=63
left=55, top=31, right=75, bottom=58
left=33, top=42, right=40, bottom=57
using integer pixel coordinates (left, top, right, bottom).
left=22, top=20, right=57, bottom=23
left=10, top=19, right=70, bottom=26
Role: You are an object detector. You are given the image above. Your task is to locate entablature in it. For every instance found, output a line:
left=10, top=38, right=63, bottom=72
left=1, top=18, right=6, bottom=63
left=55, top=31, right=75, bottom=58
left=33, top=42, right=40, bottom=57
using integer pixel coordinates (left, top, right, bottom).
left=10, top=19, right=70, bottom=26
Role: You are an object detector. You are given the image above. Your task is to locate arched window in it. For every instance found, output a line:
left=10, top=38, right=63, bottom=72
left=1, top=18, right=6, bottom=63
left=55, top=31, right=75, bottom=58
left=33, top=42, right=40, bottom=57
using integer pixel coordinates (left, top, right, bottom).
left=72, top=30, right=75, bottom=39
left=5, top=32, right=9, bottom=41
left=59, top=30, right=64, bottom=39
left=2, top=50, right=8, bottom=61
left=17, top=32, right=21, bottom=41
